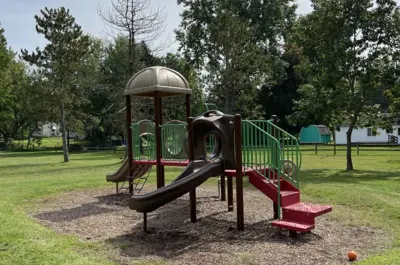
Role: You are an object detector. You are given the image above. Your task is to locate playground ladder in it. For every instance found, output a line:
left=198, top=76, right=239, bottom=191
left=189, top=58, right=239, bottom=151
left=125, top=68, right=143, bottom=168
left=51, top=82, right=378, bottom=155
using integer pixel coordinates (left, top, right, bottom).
left=115, top=164, right=153, bottom=194
left=129, top=164, right=153, bottom=194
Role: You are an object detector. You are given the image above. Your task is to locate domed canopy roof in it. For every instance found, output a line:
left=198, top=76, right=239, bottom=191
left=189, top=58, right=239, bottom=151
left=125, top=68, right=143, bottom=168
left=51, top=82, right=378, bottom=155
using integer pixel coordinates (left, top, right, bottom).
left=124, top=66, right=192, bottom=97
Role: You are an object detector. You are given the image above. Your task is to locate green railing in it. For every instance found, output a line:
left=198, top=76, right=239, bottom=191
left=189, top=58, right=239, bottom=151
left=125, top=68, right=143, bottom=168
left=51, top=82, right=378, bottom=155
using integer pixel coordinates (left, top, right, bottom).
left=249, top=120, right=302, bottom=188
left=161, top=121, right=187, bottom=161
left=131, top=120, right=156, bottom=160
left=132, top=118, right=218, bottom=162
left=242, top=120, right=282, bottom=218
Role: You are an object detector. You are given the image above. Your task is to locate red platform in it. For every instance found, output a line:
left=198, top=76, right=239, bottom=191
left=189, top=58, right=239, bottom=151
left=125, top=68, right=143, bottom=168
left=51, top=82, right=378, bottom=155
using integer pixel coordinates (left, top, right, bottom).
left=224, top=167, right=253, bottom=177
left=133, top=159, right=189, bottom=167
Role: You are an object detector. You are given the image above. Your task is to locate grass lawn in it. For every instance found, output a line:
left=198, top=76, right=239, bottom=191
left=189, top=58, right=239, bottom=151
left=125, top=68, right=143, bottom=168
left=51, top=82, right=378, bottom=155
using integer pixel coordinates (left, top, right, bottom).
left=8, top=137, right=88, bottom=149
left=0, top=148, right=400, bottom=264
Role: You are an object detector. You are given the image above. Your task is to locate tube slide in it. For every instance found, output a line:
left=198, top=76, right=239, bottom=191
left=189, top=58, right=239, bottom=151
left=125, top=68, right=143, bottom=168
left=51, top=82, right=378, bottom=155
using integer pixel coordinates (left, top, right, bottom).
left=128, top=159, right=224, bottom=213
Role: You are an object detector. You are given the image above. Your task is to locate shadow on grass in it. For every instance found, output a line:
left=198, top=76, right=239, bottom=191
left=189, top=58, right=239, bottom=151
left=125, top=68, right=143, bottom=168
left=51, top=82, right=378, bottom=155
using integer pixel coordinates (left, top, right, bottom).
left=34, top=193, right=129, bottom=222
left=1, top=162, right=125, bottom=178
left=300, top=169, right=400, bottom=185
left=0, top=162, right=61, bottom=171
left=0, top=150, right=63, bottom=158
left=70, top=154, right=123, bottom=161
left=0, top=150, right=121, bottom=160
left=104, top=196, right=321, bottom=261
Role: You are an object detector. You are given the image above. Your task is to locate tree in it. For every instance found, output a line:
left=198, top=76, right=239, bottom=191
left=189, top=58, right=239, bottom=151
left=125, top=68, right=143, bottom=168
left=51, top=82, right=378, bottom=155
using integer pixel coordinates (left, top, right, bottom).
left=98, top=0, right=166, bottom=74
left=0, top=60, right=50, bottom=146
left=98, top=36, right=161, bottom=128
left=259, top=45, right=302, bottom=134
left=159, top=53, right=204, bottom=120
left=290, top=0, right=400, bottom=170
left=176, top=0, right=296, bottom=118
left=21, top=7, right=92, bottom=162
left=0, top=24, right=16, bottom=142
left=0, top=25, right=42, bottom=144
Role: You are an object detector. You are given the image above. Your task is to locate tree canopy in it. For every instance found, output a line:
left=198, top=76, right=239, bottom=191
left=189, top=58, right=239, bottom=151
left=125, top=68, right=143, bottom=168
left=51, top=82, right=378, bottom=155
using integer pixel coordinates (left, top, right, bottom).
left=176, top=0, right=297, bottom=118
left=289, top=0, right=400, bottom=170
left=1, top=1, right=400, bottom=171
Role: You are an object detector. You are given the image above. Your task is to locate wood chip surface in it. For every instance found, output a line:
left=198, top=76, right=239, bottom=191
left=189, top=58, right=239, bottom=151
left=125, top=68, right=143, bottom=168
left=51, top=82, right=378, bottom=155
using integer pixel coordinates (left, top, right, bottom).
left=31, top=184, right=389, bottom=265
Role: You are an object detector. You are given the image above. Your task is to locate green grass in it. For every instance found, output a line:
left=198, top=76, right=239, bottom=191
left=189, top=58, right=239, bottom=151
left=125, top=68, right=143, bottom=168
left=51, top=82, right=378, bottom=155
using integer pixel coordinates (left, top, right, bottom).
left=1, top=149, right=400, bottom=264
left=299, top=151, right=400, bottom=264
left=8, top=137, right=88, bottom=149
left=0, top=151, right=120, bottom=265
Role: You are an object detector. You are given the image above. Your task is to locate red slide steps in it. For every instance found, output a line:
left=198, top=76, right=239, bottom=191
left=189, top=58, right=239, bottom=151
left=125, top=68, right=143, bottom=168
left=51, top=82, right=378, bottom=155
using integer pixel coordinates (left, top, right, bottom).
left=248, top=170, right=332, bottom=234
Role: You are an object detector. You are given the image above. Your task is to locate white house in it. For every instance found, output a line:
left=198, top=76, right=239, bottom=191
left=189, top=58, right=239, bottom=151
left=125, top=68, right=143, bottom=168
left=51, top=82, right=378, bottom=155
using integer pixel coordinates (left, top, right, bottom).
left=336, top=125, right=400, bottom=144
left=33, top=123, right=84, bottom=140
left=33, top=122, right=61, bottom=137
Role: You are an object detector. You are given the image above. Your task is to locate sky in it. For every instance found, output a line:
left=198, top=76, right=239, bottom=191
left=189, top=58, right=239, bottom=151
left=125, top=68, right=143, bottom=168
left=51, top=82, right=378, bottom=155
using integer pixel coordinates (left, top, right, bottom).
left=0, top=0, right=332, bottom=56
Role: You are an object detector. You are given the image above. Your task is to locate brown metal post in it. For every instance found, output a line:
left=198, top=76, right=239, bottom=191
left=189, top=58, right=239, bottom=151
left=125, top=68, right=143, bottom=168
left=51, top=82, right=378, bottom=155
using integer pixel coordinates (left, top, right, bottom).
left=220, top=176, right=226, bottom=201
left=143, top=212, right=147, bottom=232
left=235, top=114, right=244, bottom=230
left=271, top=115, right=279, bottom=219
left=159, top=97, right=165, bottom=187
left=154, top=93, right=163, bottom=189
left=190, top=189, right=196, bottom=223
left=227, top=113, right=234, bottom=211
left=187, top=114, right=196, bottom=223
left=126, top=96, right=134, bottom=194
left=227, top=177, right=233, bottom=211
left=186, top=94, right=191, bottom=120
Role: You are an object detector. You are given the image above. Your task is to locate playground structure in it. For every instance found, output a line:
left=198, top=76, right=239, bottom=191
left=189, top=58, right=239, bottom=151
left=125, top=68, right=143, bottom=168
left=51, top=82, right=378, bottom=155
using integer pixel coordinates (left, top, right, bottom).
left=106, top=66, right=332, bottom=236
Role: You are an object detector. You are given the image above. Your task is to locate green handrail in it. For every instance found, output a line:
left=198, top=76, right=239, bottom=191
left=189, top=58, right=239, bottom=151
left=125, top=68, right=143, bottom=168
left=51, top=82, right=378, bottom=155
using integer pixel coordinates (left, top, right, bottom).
left=242, top=120, right=282, bottom=219
left=248, top=120, right=302, bottom=189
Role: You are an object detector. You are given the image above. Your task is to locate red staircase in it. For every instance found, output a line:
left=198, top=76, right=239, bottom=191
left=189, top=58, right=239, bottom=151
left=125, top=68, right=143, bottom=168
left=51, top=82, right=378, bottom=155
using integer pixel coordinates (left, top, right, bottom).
left=248, top=169, right=332, bottom=234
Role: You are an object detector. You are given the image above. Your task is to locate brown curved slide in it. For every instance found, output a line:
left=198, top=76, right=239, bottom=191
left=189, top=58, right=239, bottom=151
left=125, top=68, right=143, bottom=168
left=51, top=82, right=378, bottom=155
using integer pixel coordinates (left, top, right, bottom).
left=106, top=157, right=152, bottom=183
left=128, top=159, right=224, bottom=213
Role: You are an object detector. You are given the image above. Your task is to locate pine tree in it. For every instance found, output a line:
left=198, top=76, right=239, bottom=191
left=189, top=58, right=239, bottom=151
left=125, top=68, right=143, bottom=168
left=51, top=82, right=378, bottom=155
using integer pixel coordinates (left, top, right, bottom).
left=21, top=7, right=91, bottom=162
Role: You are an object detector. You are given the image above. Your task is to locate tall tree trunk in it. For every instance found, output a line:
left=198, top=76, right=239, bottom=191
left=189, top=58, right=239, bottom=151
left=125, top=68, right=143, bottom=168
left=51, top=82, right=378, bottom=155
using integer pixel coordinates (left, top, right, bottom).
left=67, top=130, right=70, bottom=146
left=60, top=102, right=69, bottom=162
left=26, top=127, right=34, bottom=149
left=346, top=117, right=358, bottom=171
left=224, top=93, right=229, bottom=114
left=332, top=128, right=336, bottom=155
left=346, top=130, right=353, bottom=170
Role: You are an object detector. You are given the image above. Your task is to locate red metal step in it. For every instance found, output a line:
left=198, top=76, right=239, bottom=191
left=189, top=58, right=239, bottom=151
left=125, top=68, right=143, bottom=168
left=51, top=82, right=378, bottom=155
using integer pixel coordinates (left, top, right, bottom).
left=284, top=203, right=332, bottom=216
left=271, top=219, right=315, bottom=232
left=247, top=168, right=332, bottom=234
left=280, top=190, right=300, bottom=207
left=282, top=202, right=332, bottom=223
left=248, top=171, right=300, bottom=206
